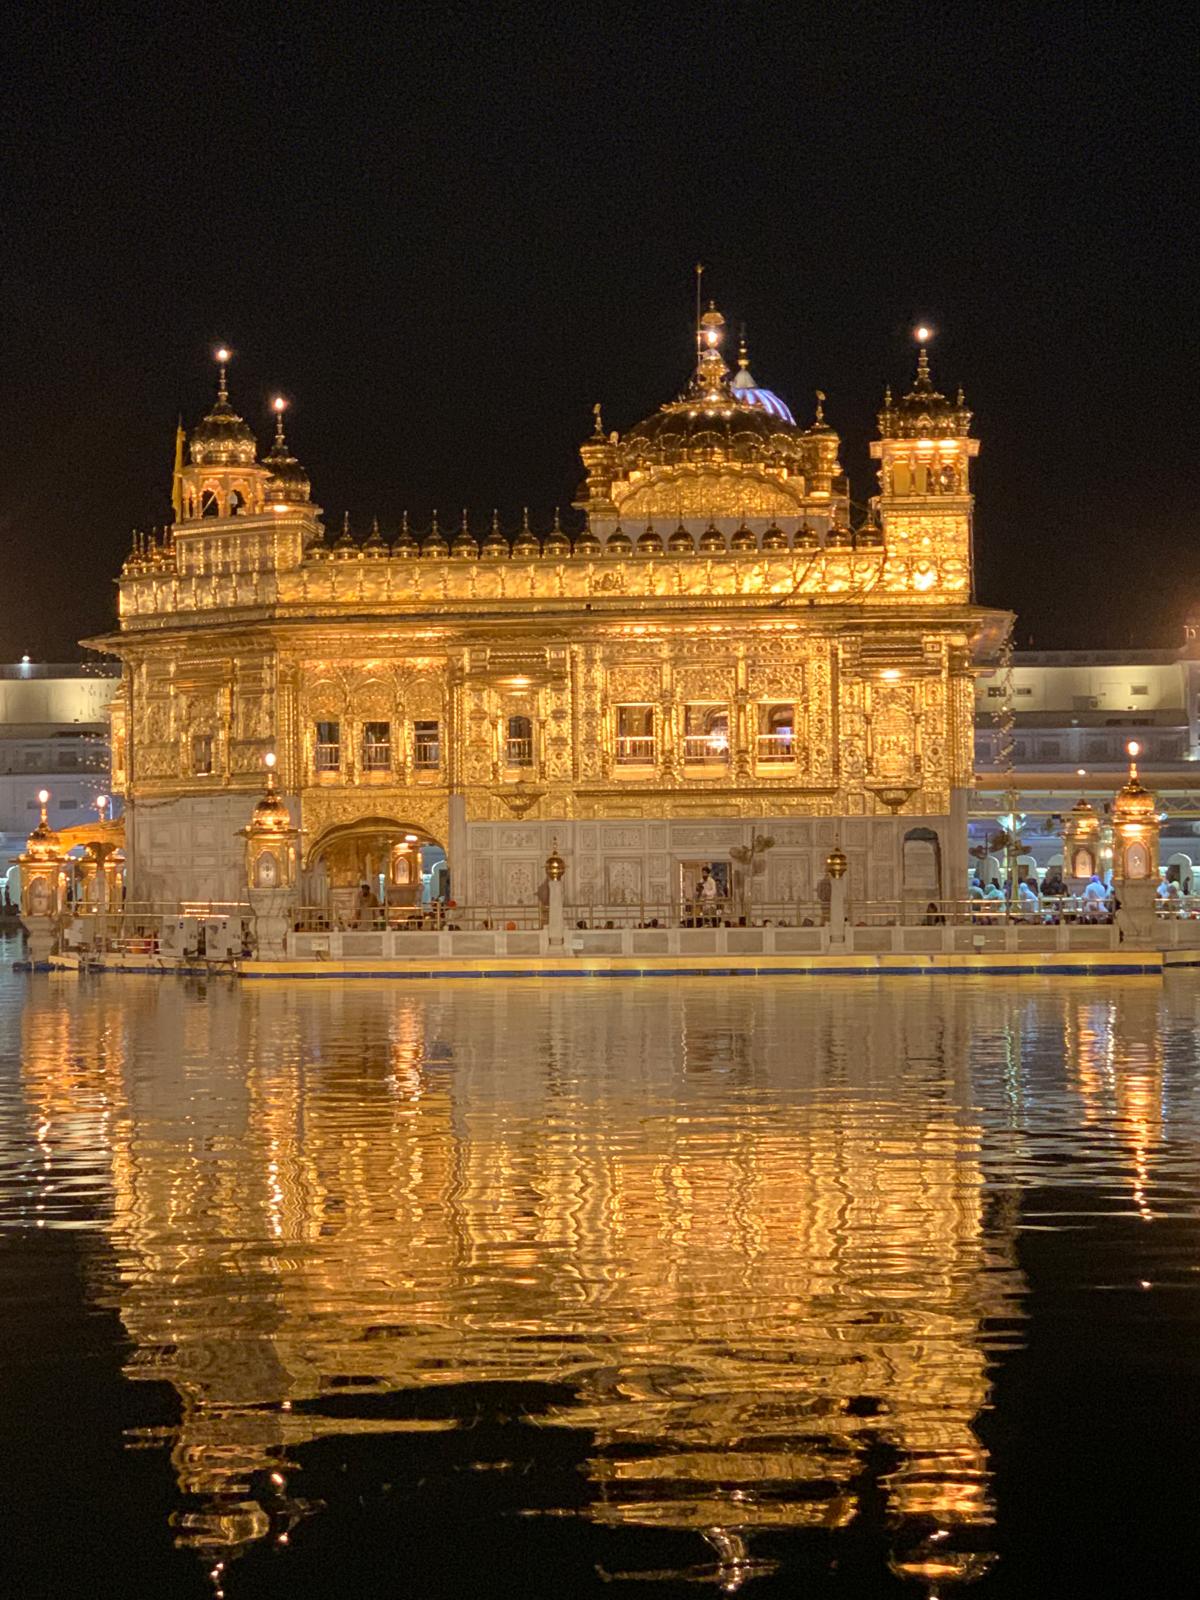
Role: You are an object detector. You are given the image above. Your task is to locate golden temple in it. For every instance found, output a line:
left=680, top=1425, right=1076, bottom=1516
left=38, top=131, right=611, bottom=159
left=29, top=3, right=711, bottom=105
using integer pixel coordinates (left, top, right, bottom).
left=87, top=298, right=1006, bottom=915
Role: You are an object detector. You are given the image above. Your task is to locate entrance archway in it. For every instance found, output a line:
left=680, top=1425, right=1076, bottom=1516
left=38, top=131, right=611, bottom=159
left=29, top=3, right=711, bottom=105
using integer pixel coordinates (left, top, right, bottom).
left=304, top=817, right=447, bottom=929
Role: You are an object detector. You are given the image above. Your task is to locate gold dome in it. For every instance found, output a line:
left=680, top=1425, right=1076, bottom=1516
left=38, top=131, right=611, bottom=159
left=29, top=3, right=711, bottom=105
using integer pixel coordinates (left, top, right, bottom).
left=877, top=343, right=972, bottom=440
left=24, top=796, right=62, bottom=860
left=261, top=402, right=311, bottom=503
left=247, top=762, right=292, bottom=833
left=190, top=356, right=258, bottom=466
left=575, top=301, right=846, bottom=526
left=1113, top=764, right=1157, bottom=822
left=392, top=513, right=419, bottom=557
left=542, top=510, right=570, bottom=557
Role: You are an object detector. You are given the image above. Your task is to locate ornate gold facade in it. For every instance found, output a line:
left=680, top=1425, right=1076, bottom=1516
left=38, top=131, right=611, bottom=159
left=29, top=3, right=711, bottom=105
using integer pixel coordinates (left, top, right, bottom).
left=89, top=305, right=1006, bottom=908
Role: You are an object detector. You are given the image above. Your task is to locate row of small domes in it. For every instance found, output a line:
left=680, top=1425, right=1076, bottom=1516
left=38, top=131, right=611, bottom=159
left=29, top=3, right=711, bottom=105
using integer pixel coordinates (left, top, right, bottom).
left=306, top=514, right=883, bottom=561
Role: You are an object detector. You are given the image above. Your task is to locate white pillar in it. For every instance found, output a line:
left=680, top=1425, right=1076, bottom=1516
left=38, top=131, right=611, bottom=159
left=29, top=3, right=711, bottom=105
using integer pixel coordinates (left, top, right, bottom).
left=547, top=877, right=565, bottom=948
left=829, top=876, right=848, bottom=944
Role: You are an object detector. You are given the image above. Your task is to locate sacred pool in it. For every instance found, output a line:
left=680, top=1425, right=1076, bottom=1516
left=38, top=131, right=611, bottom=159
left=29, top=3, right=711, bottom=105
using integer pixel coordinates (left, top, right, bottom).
left=3, top=952, right=1198, bottom=1596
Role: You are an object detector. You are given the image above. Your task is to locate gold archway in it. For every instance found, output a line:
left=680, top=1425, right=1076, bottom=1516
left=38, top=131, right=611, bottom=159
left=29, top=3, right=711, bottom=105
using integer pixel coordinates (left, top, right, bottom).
left=303, top=815, right=444, bottom=874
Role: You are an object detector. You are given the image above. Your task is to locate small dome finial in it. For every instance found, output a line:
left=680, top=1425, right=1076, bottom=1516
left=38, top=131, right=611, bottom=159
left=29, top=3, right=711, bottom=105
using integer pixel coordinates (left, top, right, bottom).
left=913, top=325, right=934, bottom=389
left=271, top=394, right=287, bottom=448
left=214, top=346, right=231, bottom=403
left=814, top=389, right=826, bottom=424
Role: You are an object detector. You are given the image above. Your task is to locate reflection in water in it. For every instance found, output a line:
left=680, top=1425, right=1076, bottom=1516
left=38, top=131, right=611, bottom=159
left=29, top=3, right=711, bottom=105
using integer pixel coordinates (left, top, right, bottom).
left=3, top=974, right=1180, bottom=1592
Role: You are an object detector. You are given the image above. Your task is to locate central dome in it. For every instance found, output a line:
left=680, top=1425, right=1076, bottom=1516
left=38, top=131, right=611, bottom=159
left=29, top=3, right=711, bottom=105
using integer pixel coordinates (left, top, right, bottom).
left=575, top=303, right=847, bottom=530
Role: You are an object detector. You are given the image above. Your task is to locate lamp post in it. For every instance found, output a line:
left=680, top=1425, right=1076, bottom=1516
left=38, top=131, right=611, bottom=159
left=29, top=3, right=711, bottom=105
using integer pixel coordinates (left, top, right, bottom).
left=1111, top=740, right=1160, bottom=945
left=545, top=841, right=566, bottom=948
left=17, top=790, right=65, bottom=965
left=240, top=754, right=300, bottom=961
left=826, top=842, right=848, bottom=944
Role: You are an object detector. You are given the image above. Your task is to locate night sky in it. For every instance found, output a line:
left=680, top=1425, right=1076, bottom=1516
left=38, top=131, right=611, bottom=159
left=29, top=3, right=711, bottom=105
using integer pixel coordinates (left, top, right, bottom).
left=2, top=2, right=1194, bottom=660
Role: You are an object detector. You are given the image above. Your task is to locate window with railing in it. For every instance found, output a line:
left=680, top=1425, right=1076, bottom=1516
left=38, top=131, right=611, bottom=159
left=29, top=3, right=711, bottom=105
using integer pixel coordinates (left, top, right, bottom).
left=362, top=721, right=391, bottom=772
left=683, top=704, right=730, bottom=764
left=757, top=703, right=796, bottom=763
left=192, top=733, right=214, bottom=776
left=505, top=714, right=533, bottom=767
left=413, top=720, right=440, bottom=770
left=615, top=704, right=655, bottom=765
left=315, top=720, right=341, bottom=773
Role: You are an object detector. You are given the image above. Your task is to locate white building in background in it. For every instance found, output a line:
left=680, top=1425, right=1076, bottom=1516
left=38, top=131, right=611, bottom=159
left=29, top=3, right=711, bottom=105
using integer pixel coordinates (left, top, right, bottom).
left=973, top=645, right=1200, bottom=883
left=0, top=663, right=120, bottom=898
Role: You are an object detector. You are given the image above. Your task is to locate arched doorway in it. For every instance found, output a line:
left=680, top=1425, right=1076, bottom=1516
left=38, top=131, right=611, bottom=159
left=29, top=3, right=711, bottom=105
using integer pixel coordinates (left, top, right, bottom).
left=304, top=817, right=448, bottom=929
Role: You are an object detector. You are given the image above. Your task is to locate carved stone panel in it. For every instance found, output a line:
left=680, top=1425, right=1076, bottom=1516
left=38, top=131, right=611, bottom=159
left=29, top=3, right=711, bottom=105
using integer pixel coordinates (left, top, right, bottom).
left=605, top=859, right=643, bottom=905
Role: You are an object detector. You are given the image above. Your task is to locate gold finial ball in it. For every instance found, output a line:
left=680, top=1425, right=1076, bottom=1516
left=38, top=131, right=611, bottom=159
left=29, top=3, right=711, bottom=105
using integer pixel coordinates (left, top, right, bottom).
left=826, top=844, right=848, bottom=879
left=914, top=325, right=933, bottom=343
left=215, top=346, right=231, bottom=363
left=545, top=842, right=566, bottom=881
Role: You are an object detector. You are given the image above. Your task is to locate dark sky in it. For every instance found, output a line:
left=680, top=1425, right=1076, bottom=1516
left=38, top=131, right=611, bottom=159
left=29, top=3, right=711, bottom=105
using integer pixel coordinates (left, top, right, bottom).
left=2, top=1, right=1195, bottom=659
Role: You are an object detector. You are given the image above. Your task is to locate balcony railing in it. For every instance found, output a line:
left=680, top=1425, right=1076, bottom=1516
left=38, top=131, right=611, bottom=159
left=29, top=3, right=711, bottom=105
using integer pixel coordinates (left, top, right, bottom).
left=756, top=732, right=795, bottom=763
left=314, top=743, right=340, bottom=772
left=505, top=736, right=533, bottom=766
left=615, top=735, right=656, bottom=765
left=413, top=738, right=440, bottom=770
left=362, top=742, right=392, bottom=772
left=682, top=734, right=729, bottom=764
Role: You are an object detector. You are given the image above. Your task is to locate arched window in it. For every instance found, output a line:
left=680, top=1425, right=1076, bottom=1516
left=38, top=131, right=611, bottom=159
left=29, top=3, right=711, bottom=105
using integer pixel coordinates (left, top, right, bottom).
left=229, top=489, right=245, bottom=516
left=683, top=704, right=729, bottom=764
left=505, top=714, right=533, bottom=766
left=757, top=703, right=795, bottom=764
left=200, top=489, right=219, bottom=518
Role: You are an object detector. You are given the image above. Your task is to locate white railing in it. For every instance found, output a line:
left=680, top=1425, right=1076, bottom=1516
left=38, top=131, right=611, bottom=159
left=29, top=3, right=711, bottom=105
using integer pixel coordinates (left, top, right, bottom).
left=615, top=736, right=656, bottom=764
left=682, top=735, right=729, bottom=764
left=756, top=732, right=796, bottom=762
left=505, top=736, right=533, bottom=766
left=314, top=742, right=340, bottom=772
left=361, top=741, right=392, bottom=772
left=291, top=902, right=544, bottom=932
left=413, top=738, right=440, bottom=769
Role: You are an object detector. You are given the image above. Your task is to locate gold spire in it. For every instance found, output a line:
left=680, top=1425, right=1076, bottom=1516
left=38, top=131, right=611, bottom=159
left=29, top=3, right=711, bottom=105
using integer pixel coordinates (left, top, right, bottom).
left=272, top=395, right=287, bottom=450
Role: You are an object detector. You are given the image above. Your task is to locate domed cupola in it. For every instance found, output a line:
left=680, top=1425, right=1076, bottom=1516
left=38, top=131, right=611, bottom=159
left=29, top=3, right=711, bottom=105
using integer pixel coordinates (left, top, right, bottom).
left=877, top=332, right=972, bottom=441
left=262, top=397, right=311, bottom=505
left=179, top=349, right=271, bottom=520
left=572, top=522, right=602, bottom=557
left=542, top=508, right=571, bottom=558
left=392, top=512, right=419, bottom=558
left=574, top=281, right=850, bottom=537
left=189, top=349, right=258, bottom=466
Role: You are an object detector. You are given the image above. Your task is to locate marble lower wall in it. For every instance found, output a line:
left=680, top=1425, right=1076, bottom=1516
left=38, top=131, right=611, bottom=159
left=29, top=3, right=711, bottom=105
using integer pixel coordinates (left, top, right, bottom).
left=126, top=793, right=261, bottom=906
left=461, top=810, right=960, bottom=911
left=124, top=793, right=967, bottom=912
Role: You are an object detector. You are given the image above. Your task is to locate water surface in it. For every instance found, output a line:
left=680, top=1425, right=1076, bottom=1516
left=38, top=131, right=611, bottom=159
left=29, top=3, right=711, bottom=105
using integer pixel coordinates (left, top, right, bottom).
left=3, top=948, right=1200, bottom=1595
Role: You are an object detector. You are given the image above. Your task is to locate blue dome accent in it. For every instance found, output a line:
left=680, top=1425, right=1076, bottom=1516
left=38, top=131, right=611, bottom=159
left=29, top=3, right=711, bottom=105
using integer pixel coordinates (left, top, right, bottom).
left=737, top=387, right=795, bottom=425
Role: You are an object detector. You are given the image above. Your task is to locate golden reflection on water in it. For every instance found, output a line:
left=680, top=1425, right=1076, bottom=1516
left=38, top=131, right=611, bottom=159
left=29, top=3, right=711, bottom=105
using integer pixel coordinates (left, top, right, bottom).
left=11, top=976, right=1174, bottom=1589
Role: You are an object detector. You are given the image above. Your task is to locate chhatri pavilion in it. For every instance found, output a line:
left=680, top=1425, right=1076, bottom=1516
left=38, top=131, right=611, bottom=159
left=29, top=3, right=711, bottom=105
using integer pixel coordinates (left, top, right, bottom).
left=87, top=298, right=1004, bottom=919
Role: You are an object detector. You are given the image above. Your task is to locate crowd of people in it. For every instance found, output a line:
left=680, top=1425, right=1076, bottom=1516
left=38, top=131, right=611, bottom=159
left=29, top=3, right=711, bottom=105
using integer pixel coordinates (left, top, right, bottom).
left=967, top=865, right=1197, bottom=924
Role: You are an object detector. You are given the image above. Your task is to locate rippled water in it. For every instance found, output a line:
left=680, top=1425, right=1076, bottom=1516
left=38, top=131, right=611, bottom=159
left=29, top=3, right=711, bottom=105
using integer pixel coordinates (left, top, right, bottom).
left=3, top=945, right=1200, bottom=1596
